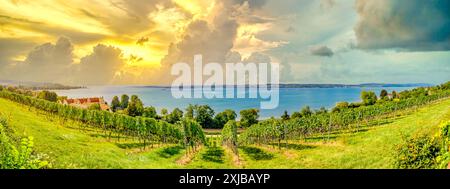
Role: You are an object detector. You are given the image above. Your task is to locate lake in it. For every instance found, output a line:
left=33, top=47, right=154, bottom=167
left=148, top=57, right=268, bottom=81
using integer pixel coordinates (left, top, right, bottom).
left=53, top=86, right=414, bottom=118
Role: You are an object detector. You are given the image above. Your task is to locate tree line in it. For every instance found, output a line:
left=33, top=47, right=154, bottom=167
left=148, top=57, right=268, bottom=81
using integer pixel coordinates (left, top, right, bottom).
left=0, top=87, right=260, bottom=131
left=109, top=94, right=259, bottom=129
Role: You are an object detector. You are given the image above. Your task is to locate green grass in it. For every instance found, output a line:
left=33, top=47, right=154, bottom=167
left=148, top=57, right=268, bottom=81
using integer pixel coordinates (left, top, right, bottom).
left=0, top=98, right=186, bottom=168
left=1, top=98, right=449, bottom=169
left=239, top=99, right=450, bottom=168
left=186, top=145, right=234, bottom=168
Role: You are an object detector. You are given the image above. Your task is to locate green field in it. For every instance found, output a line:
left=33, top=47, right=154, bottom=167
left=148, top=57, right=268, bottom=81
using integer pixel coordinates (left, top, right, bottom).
left=1, top=97, right=449, bottom=168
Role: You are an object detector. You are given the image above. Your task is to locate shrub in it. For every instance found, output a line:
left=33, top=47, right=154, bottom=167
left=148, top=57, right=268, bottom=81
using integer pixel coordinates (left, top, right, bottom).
left=394, top=133, right=441, bottom=169
left=88, top=103, right=101, bottom=110
left=37, top=90, right=58, bottom=102
left=239, top=109, right=259, bottom=128
left=332, top=102, right=349, bottom=113
left=439, top=121, right=450, bottom=140
left=0, top=118, right=49, bottom=169
left=361, top=91, right=377, bottom=105
left=436, top=121, right=450, bottom=168
left=143, top=106, right=158, bottom=118
left=222, top=120, right=238, bottom=154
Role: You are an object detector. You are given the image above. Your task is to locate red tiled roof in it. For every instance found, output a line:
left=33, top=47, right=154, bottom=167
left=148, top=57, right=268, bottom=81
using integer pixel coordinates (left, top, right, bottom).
left=89, top=98, right=100, bottom=103
left=64, top=97, right=109, bottom=111
left=66, top=97, right=102, bottom=104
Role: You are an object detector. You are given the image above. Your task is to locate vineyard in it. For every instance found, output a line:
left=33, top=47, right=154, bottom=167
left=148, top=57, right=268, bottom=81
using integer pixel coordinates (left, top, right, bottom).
left=0, top=90, right=206, bottom=153
left=0, top=82, right=449, bottom=168
left=221, top=120, right=239, bottom=156
left=239, top=90, right=450, bottom=147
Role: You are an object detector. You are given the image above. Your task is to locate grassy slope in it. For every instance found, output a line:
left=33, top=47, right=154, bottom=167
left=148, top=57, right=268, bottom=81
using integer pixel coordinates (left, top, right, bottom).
left=1, top=98, right=449, bottom=168
left=239, top=98, right=450, bottom=168
left=0, top=98, right=186, bottom=168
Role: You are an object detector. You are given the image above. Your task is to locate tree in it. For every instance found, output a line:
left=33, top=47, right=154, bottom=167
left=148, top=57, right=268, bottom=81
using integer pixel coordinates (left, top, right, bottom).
left=281, top=110, right=290, bottom=120
left=239, top=109, right=259, bottom=128
left=111, top=96, right=120, bottom=112
left=349, top=102, right=362, bottom=108
left=120, top=94, right=129, bottom=109
left=143, top=106, right=157, bottom=118
left=185, top=104, right=195, bottom=119
left=214, top=109, right=237, bottom=129
left=161, top=108, right=168, bottom=116
left=126, top=95, right=144, bottom=117
left=380, top=89, right=388, bottom=99
left=194, top=105, right=215, bottom=128
left=332, top=102, right=349, bottom=113
left=57, top=96, right=68, bottom=103
left=361, top=91, right=377, bottom=105
left=291, top=112, right=302, bottom=119
left=88, top=103, right=101, bottom=111
left=392, top=91, right=399, bottom=99
left=300, top=106, right=313, bottom=117
left=37, top=90, right=58, bottom=102
left=316, top=107, right=328, bottom=114
left=166, top=108, right=183, bottom=124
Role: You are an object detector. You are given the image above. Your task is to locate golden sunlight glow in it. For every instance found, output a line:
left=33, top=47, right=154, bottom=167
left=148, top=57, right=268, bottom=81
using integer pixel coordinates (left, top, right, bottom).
left=0, top=0, right=113, bottom=36
left=0, top=26, right=49, bottom=39
left=150, top=7, right=190, bottom=41
left=233, top=23, right=287, bottom=58
left=0, top=0, right=194, bottom=67
left=173, top=0, right=216, bottom=22
left=0, top=0, right=283, bottom=84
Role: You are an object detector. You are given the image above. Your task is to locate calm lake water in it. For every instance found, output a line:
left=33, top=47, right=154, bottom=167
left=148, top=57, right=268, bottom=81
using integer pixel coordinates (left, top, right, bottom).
left=53, top=86, right=414, bottom=118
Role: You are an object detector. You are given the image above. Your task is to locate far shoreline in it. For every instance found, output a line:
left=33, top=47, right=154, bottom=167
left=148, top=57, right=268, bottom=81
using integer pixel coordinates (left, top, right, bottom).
left=65, top=83, right=432, bottom=89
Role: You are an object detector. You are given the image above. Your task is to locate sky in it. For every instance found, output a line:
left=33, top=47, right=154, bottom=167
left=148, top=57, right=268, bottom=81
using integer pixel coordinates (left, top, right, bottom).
left=0, top=0, right=449, bottom=85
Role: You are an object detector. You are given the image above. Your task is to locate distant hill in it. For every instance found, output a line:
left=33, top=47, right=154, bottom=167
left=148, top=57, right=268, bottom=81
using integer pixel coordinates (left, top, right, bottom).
left=1, top=80, right=430, bottom=89
left=0, top=80, right=85, bottom=90
left=137, top=83, right=432, bottom=88
left=357, top=83, right=431, bottom=88
left=277, top=83, right=432, bottom=88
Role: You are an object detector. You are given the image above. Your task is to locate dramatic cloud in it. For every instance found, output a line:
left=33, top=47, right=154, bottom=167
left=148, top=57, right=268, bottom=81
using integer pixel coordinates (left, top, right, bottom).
left=225, top=51, right=243, bottom=63
left=157, top=0, right=242, bottom=84
left=243, top=52, right=272, bottom=63
left=0, top=37, right=131, bottom=85
left=76, top=44, right=127, bottom=85
left=232, top=0, right=268, bottom=9
left=0, top=38, right=36, bottom=67
left=25, top=37, right=74, bottom=66
left=162, top=18, right=237, bottom=64
left=3, top=37, right=75, bottom=83
left=310, top=45, right=334, bottom=57
left=354, top=0, right=450, bottom=51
